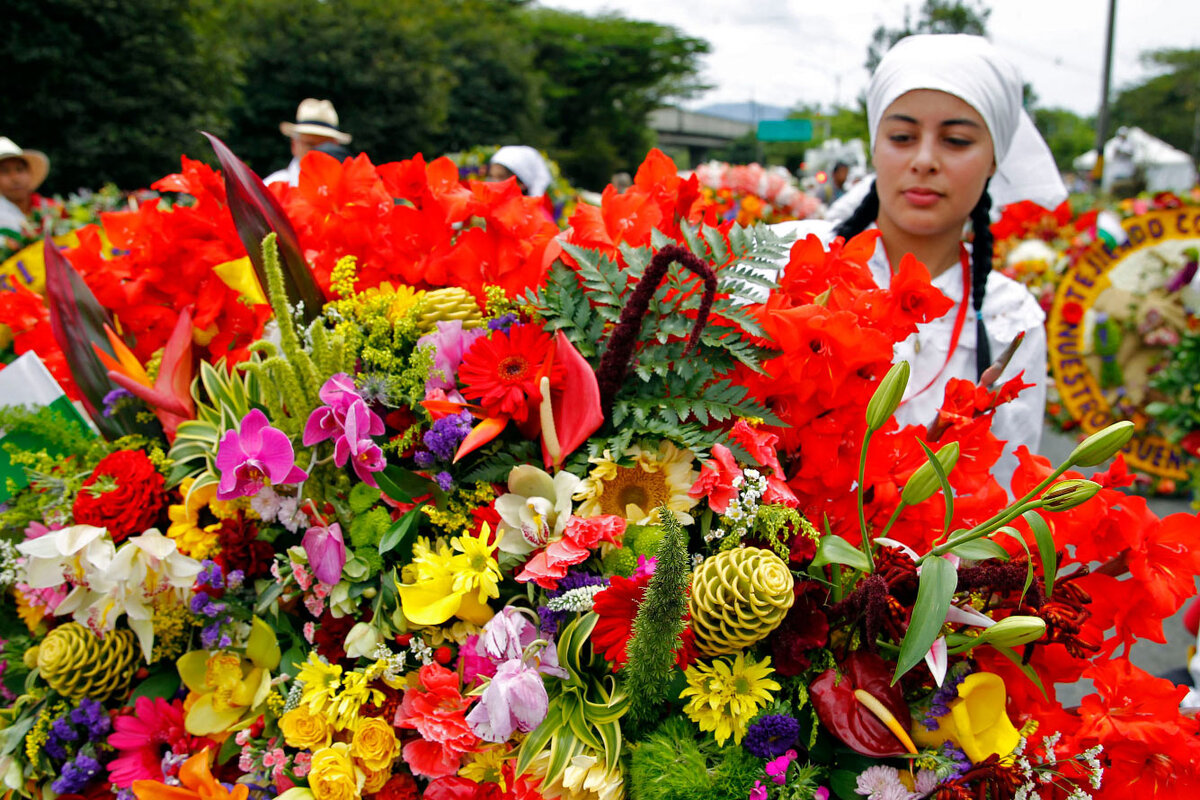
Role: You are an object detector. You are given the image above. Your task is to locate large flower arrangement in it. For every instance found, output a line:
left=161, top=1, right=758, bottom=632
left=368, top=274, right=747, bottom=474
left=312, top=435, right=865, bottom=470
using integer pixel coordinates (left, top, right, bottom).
left=691, top=162, right=822, bottom=226
left=1, top=141, right=1198, bottom=800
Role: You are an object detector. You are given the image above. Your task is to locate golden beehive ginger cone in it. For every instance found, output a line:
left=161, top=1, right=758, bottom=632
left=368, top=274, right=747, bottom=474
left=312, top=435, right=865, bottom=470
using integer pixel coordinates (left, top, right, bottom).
left=37, top=622, right=139, bottom=701
left=689, top=547, right=795, bottom=657
left=415, top=287, right=483, bottom=332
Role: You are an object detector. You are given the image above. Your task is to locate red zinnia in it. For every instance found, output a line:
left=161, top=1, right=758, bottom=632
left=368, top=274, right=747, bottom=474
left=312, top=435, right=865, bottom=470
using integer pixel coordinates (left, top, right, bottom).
left=457, top=325, right=564, bottom=423
left=72, top=450, right=167, bottom=542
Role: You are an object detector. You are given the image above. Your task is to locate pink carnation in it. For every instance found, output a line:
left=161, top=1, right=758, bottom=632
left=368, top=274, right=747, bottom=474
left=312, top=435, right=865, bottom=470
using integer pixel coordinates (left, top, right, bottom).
left=516, top=514, right=625, bottom=590
left=394, top=664, right=479, bottom=778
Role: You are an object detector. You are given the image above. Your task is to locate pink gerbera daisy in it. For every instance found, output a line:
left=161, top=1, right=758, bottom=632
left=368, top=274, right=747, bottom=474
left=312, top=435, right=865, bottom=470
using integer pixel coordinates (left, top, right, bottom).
left=106, top=696, right=208, bottom=788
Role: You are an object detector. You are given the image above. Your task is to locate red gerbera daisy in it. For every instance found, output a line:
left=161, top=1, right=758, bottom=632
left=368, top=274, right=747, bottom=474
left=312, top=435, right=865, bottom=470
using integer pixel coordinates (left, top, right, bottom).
left=592, top=572, right=696, bottom=669
left=457, top=325, right=564, bottom=423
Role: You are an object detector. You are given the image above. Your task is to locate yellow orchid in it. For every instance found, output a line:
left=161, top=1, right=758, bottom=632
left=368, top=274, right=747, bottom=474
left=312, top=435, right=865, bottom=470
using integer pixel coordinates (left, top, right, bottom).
left=911, top=673, right=1021, bottom=764
left=177, top=617, right=281, bottom=736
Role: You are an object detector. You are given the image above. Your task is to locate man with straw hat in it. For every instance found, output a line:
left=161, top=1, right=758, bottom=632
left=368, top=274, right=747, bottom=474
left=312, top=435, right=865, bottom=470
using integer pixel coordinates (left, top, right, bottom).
left=0, top=137, right=50, bottom=242
left=264, top=98, right=353, bottom=187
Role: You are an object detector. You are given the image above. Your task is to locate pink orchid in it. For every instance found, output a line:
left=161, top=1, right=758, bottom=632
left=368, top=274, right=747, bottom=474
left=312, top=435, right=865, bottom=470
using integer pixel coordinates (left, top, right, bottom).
left=303, top=373, right=383, bottom=446
left=215, top=409, right=307, bottom=500
left=332, top=400, right=387, bottom=486
left=301, top=521, right=347, bottom=585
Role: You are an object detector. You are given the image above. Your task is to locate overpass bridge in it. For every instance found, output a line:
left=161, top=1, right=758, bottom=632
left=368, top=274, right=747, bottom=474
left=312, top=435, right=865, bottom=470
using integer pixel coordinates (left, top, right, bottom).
left=648, top=107, right=752, bottom=166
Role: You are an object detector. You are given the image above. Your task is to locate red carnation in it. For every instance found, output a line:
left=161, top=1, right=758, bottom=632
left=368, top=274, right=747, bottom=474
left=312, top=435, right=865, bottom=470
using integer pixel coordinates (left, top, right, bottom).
left=72, top=450, right=167, bottom=542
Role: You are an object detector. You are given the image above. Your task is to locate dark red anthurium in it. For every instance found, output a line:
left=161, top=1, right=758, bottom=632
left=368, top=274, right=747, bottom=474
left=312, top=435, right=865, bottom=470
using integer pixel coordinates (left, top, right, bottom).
left=810, top=650, right=913, bottom=757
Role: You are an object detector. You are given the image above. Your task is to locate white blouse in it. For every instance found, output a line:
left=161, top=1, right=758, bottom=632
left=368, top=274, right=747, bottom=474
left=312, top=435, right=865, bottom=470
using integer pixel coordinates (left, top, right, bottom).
left=769, top=220, right=1046, bottom=492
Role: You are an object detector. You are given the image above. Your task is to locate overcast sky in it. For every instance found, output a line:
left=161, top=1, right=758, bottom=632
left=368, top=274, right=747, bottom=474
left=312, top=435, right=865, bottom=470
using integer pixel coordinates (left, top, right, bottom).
left=541, top=0, right=1200, bottom=117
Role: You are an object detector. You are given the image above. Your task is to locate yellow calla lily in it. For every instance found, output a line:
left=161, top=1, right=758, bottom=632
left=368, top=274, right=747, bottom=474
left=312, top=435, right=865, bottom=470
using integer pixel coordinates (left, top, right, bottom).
left=911, top=673, right=1021, bottom=764
left=213, top=256, right=267, bottom=306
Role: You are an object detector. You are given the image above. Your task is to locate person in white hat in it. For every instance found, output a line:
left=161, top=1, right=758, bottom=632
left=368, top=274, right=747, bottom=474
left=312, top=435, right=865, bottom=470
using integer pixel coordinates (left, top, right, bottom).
left=0, top=136, right=50, bottom=240
left=264, top=99, right=353, bottom=187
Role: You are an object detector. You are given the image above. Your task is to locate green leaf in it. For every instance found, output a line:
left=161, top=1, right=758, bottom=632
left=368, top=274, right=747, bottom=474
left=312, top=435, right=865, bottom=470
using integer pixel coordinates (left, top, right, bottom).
left=992, top=644, right=1049, bottom=701
left=516, top=701, right=563, bottom=777
left=379, top=503, right=426, bottom=557
left=893, top=555, right=958, bottom=683
left=1022, top=510, right=1058, bottom=597
left=948, top=539, right=1010, bottom=561
left=810, top=535, right=872, bottom=573
left=917, top=439, right=955, bottom=534
left=129, top=670, right=181, bottom=702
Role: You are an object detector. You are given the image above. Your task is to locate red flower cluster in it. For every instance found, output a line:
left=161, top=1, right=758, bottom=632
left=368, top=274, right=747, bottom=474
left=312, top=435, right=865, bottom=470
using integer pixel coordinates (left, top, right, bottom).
left=72, top=449, right=167, bottom=542
left=592, top=571, right=696, bottom=669
left=277, top=151, right=560, bottom=303
left=458, top=325, right=565, bottom=424
left=65, top=158, right=272, bottom=365
left=0, top=283, right=78, bottom=399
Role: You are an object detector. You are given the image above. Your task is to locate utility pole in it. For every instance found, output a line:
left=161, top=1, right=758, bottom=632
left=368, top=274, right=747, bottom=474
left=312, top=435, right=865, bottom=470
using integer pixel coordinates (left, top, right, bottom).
left=1093, top=0, right=1117, bottom=186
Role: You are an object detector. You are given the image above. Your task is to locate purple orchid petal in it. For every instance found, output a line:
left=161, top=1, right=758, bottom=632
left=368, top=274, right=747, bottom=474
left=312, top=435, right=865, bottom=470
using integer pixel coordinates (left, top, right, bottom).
left=319, top=373, right=359, bottom=407
left=303, top=406, right=337, bottom=446
left=256, top=427, right=302, bottom=484
left=333, top=435, right=351, bottom=467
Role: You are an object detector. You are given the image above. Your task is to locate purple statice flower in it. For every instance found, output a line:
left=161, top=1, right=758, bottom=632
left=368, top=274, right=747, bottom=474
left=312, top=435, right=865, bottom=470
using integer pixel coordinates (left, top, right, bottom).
left=302, top=522, right=347, bottom=585
left=743, top=714, right=801, bottom=759
left=414, top=450, right=436, bottom=469
left=45, top=727, right=70, bottom=761
left=922, top=665, right=971, bottom=731
left=941, top=742, right=971, bottom=779
left=196, top=560, right=224, bottom=590
left=422, top=411, right=475, bottom=462
left=465, top=658, right=549, bottom=742
left=201, top=622, right=232, bottom=650
left=418, top=320, right=486, bottom=391
left=435, top=471, right=454, bottom=492
left=227, top=570, right=245, bottom=590
left=51, top=716, right=79, bottom=744
left=538, top=571, right=608, bottom=635
left=101, top=387, right=134, bottom=417
left=70, top=698, right=110, bottom=739
left=487, top=313, right=519, bottom=332
left=190, top=592, right=210, bottom=615
left=215, top=409, right=308, bottom=500
left=202, top=600, right=227, bottom=617
left=52, top=753, right=102, bottom=794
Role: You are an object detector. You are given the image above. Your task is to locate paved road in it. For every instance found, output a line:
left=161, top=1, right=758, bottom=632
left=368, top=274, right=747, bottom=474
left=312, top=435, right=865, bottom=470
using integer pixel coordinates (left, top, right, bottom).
left=1038, top=427, right=1196, bottom=705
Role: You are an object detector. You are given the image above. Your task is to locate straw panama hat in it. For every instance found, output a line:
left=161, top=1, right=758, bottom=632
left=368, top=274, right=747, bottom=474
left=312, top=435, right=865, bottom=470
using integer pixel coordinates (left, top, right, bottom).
left=279, top=99, right=353, bottom=145
left=0, top=137, right=50, bottom=190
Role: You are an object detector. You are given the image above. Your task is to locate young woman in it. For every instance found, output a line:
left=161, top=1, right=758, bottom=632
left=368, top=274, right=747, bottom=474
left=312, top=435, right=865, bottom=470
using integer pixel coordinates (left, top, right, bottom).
left=773, top=35, right=1067, bottom=488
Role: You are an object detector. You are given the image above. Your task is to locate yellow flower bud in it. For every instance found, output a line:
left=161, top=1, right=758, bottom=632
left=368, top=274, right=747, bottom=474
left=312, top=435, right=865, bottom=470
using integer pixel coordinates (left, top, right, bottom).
left=901, top=443, right=960, bottom=505
left=1067, top=421, right=1134, bottom=467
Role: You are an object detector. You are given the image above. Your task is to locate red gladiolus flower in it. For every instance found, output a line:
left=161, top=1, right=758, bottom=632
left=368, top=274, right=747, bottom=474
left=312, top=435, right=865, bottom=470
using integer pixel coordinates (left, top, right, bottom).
left=457, top=325, right=564, bottom=424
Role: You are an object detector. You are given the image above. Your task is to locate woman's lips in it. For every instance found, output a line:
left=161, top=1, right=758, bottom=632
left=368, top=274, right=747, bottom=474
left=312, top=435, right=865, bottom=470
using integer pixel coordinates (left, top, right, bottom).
left=902, top=188, right=942, bottom=208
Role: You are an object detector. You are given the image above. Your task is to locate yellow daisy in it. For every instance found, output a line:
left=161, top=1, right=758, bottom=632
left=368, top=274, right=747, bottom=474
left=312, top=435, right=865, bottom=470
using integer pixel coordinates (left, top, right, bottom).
left=680, top=653, right=780, bottom=745
left=166, top=478, right=222, bottom=559
left=574, top=440, right=699, bottom=525
left=450, top=524, right=502, bottom=604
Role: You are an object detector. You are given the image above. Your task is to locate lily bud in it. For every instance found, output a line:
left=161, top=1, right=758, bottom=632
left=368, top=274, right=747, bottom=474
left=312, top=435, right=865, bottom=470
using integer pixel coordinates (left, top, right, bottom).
left=901, top=442, right=960, bottom=505
left=1067, top=421, right=1134, bottom=467
left=1040, top=479, right=1101, bottom=512
left=866, top=361, right=911, bottom=432
left=344, top=622, right=382, bottom=659
left=975, top=615, right=1046, bottom=648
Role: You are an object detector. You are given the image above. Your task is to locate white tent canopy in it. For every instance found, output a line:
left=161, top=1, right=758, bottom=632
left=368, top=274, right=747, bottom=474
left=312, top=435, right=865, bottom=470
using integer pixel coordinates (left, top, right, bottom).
left=1073, top=127, right=1197, bottom=193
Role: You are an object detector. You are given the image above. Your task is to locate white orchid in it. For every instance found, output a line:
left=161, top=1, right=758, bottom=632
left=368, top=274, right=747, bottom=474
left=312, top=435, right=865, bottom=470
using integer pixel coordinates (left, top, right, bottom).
left=17, top=524, right=115, bottom=589
left=494, top=465, right=580, bottom=556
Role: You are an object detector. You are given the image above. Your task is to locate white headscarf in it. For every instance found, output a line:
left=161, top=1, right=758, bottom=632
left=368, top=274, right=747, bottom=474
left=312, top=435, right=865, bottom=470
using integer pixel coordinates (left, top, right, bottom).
left=866, top=34, right=1067, bottom=210
left=490, top=146, right=553, bottom=197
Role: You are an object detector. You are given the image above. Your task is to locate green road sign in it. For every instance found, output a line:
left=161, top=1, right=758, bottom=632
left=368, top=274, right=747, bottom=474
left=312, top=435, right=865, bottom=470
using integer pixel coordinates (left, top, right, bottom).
left=756, top=119, right=814, bottom=142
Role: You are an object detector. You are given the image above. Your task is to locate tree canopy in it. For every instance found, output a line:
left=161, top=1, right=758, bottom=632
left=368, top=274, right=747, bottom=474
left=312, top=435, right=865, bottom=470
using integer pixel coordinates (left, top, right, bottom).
left=1112, top=48, right=1200, bottom=161
left=2, top=0, right=708, bottom=192
left=865, top=0, right=991, bottom=72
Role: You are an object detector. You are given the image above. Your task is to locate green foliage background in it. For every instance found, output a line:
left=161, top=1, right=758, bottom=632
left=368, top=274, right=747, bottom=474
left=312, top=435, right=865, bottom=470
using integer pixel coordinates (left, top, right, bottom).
left=2, top=0, right=708, bottom=192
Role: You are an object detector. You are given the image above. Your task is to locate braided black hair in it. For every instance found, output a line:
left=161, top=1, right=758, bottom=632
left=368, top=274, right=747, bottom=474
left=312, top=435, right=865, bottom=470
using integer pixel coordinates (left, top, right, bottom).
left=834, top=178, right=995, bottom=379
left=968, top=180, right=994, bottom=379
left=833, top=180, right=879, bottom=240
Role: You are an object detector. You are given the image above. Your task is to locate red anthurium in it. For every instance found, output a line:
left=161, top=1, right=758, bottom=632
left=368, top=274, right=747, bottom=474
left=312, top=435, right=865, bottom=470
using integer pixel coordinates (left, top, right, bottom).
left=539, top=331, right=602, bottom=469
left=810, top=651, right=912, bottom=757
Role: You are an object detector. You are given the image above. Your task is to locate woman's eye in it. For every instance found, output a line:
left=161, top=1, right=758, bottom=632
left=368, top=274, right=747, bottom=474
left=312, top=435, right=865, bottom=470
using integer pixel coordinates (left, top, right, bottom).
left=945, top=136, right=974, bottom=147
left=888, top=133, right=913, bottom=143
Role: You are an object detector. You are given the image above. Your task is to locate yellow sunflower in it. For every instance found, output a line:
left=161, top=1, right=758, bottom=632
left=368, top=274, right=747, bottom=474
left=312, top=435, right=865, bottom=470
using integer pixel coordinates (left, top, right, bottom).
left=574, top=440, right=699, bottom=525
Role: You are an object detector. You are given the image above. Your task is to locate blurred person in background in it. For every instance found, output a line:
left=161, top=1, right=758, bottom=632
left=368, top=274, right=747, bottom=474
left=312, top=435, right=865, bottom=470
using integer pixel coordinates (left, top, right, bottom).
left=264, top=98, right=353, bottom=186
